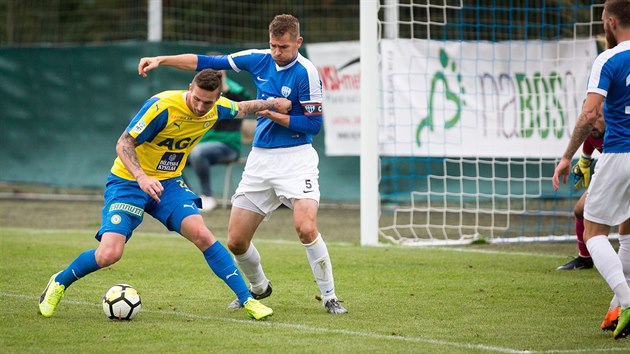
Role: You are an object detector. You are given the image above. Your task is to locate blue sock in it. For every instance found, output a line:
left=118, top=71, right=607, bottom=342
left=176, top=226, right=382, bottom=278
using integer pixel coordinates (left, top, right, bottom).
left=55, top=249, right=101, bottom=289
left=202, top=242, right=251, bottom=304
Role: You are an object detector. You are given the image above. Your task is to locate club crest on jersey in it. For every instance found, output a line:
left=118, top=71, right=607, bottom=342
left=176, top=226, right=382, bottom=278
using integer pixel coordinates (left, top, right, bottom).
left=302, top=103, right=322, bottom=116
left=281, top=86, right=292, bottom=97
left=110, top=214, right=122, bottom=225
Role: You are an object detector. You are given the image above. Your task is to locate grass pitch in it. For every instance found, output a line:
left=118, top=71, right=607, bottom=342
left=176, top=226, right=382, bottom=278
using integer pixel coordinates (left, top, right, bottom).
left=0, top=199, right=627, bottom=353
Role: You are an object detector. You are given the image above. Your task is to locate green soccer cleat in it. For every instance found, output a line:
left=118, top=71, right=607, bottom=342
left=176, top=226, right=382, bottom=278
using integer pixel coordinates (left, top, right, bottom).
left=243, top=298, right=273, bottom=320
left=614, top=307, right=630, bottom=340
left=227, top=282, right=273, bottom=309
left=38, top=272, right=65, bottom=318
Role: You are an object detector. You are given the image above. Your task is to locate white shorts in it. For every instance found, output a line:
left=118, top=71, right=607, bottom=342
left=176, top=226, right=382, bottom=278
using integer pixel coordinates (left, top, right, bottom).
left=231, top=144, right=320, bottom=215
left=584, top=152, right=630, bottom=226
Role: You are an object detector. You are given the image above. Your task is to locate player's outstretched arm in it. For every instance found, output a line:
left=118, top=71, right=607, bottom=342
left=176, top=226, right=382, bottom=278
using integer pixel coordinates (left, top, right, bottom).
left=138, top=54, right=198, bottom=77
left=115, top=132, right=163, bottom=202
left=561, top=93, right=603, bottom=160
left=235, top=98, right=292, bottom=118
left=552, top=93, right=604, bottom=191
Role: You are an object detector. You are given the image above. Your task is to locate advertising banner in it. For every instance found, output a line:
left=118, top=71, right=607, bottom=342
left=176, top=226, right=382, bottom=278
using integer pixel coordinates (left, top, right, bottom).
left=308, top=39, right=598, bottom=157
left=307, top=41, right=361, bottom=156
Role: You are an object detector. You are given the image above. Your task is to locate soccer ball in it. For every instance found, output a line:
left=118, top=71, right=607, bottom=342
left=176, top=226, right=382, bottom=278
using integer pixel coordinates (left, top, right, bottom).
left=102, top=284, right=142, bottom=320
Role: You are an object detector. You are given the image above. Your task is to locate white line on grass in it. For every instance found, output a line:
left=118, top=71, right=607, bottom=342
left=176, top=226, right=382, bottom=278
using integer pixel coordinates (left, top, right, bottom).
left=4, top=292, right=625, bottom=353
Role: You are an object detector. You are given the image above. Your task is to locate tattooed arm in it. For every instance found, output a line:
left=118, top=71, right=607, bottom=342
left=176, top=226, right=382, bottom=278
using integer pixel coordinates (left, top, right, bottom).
left=235, top=97, right=292, bottom=119
left=552, top=93, right=605, bottom=190
left=562, top=94, right=604, bottom=160
left=116, top=131, right=164, bottom=202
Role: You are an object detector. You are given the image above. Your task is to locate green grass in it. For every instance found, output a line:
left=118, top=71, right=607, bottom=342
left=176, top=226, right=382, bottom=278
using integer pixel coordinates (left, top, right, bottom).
left=1, top=224, right=629, bottom=353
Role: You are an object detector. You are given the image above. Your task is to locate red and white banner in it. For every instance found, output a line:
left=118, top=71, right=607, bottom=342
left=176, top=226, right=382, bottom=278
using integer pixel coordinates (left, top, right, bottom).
left=306, top=41, right=361, bottom=156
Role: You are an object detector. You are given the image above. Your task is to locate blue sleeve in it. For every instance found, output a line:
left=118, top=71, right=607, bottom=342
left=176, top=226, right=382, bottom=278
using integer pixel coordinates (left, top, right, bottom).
left=288, top=114, right=322, bottom=135
left=215, top=97, right=239, bottom=120
left=135, top=110, right=168, bottom=143
left=196, top=55, right=232, bottom=71
left=229, top=50, right=270, bottom=74
left=126, top=97, right=168, bottom=143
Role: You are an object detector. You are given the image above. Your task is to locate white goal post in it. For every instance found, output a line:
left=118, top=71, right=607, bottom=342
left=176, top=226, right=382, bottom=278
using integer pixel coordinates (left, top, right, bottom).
left=360, top=0, right=380, bottom=246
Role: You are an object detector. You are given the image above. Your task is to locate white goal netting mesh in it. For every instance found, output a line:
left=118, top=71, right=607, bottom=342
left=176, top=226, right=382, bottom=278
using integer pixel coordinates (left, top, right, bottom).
left=375, top=0, right=605, bottom=245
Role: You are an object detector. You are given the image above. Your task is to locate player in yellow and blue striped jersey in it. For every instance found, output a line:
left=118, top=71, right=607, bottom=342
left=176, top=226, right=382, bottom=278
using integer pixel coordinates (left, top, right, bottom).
left=38, top=69, right=291, bottom=321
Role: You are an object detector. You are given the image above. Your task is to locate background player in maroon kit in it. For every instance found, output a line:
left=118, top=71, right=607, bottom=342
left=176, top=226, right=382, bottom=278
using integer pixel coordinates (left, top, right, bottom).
left=557, top=115, right=605, bottom=270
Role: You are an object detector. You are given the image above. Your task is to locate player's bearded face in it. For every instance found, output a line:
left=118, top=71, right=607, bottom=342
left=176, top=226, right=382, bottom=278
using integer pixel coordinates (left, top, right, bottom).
left=269, top=32, right=302, bottom=66
left=603, top=10, right=617, bottom=49
left=187, top=85, right=220, bottom=116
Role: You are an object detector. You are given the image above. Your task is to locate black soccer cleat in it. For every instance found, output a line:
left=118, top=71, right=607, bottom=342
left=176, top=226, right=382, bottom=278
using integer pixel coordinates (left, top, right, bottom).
left=556, top=256, right=593, bottom=271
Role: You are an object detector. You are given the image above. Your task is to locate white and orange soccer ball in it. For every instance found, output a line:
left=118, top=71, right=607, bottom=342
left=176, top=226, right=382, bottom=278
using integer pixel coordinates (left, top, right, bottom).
left=102, top=284, right=142, bottom=320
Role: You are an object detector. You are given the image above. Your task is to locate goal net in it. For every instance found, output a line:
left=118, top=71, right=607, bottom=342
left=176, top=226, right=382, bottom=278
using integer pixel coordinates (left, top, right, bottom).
left=361, top=0, right=605, bottom=246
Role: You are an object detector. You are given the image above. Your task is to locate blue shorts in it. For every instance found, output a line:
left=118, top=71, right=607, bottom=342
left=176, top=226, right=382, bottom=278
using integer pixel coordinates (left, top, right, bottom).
left=96, top=174, right=202, bottom=241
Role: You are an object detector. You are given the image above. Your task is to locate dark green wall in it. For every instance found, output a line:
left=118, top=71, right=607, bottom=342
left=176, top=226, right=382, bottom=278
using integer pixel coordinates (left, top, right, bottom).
left=0, top=42, right=360, bottom=202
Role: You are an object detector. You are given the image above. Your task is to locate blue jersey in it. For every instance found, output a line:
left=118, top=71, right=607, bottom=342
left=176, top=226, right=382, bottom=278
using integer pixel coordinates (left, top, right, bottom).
left=587, top=40, right=630, bottom=153
left=197, top=51, right=323, bottom=148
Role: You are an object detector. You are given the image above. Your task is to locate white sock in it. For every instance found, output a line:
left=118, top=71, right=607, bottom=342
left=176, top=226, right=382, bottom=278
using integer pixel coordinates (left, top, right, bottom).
left=611, top=295, right=620, bottom=310
left=618, top=235, right=630, bottom=285
left=587, top=235, right=630, bottom=308
left=233, top=243, right=269, bottom=294
left=608, top=235, right=630, bottom=310
left=304, top=234, right=336, bottom=302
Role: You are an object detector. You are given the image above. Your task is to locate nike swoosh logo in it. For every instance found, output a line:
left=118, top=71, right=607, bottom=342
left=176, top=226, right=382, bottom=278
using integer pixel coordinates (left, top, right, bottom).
left=303, top=190, right=314, bottom=194
left=257, top=76, right=269, bottom=82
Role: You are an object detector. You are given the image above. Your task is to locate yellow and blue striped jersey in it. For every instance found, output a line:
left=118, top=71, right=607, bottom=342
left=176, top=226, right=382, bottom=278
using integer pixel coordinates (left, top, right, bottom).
left=111, top=90, right=238, bottom=180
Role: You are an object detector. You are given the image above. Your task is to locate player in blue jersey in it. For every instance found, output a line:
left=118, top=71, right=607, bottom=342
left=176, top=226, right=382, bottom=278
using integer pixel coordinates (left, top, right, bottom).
left=552, top=0, right=630, bottom=340
left=39, top=69, right=291, bottom=321
left=138, top=14, right=348, bottom=314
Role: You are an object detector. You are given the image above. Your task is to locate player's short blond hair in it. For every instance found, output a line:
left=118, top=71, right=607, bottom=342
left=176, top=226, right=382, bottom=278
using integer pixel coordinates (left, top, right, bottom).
left=269, top=14, right=300, bottom=40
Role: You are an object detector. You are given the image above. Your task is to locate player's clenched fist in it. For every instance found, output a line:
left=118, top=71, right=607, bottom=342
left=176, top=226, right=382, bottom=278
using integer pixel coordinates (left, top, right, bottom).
left=273, top=97, right=292, bottom=113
